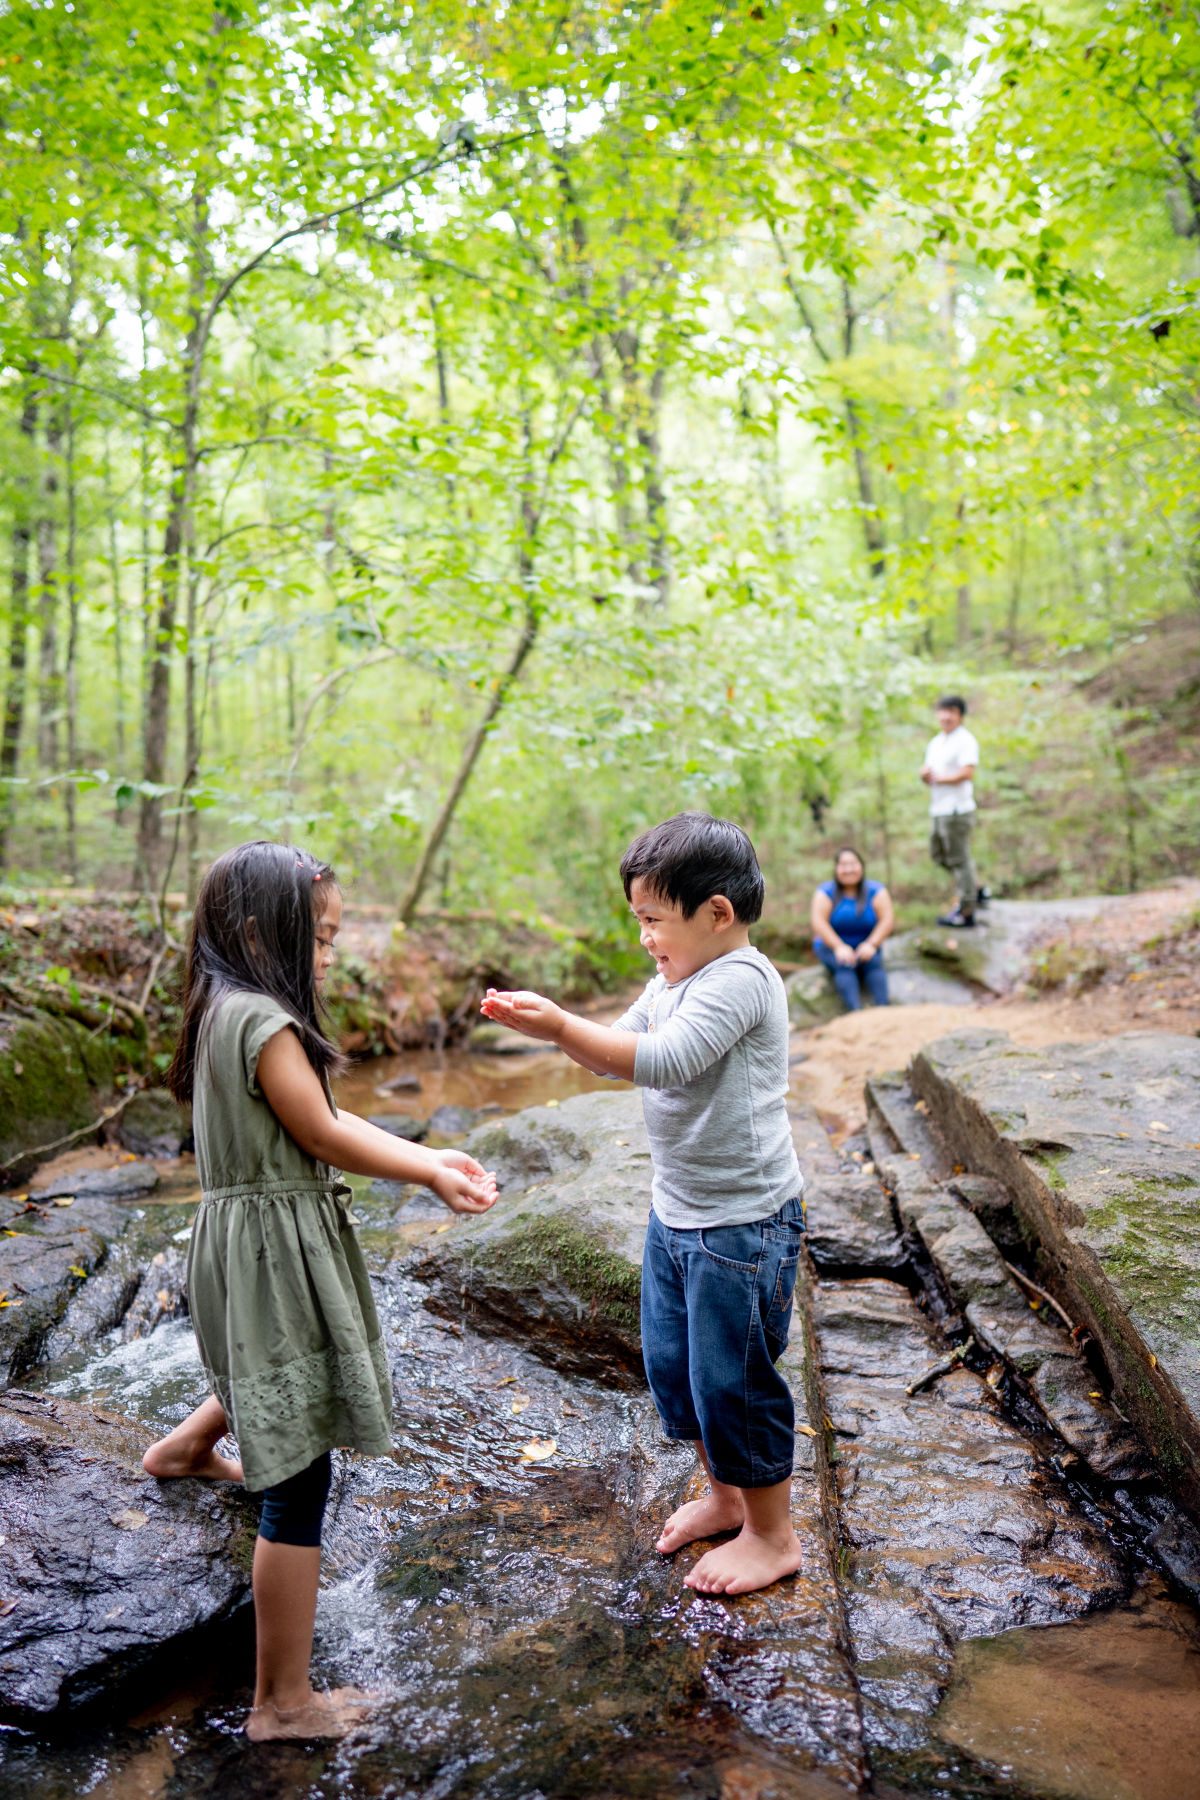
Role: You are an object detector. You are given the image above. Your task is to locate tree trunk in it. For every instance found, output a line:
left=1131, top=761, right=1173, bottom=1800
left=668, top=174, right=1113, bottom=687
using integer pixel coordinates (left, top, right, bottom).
left=35, top=406, right=64, bottom=772
left=106, top=441, right=127, bottom=765
left=62, top=405, right=79, bottom=881
left=136, top=204, right=209, bottom=892
left=636, top=362, right=671, bottom=609
left=398, top=421, right=542, bottom=925
left=955, top=494, right=971, bottom=647
left=845, top=396, right=886, bottom=577
left=183, top=516, right=202, bottom=905
left=1005, top=522, right=1026, bottom=659
left=0, top=386, right=38, bottom=870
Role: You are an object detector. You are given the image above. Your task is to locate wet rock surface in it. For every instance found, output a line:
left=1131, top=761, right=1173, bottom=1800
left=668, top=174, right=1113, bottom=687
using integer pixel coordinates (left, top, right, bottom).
left=30, top=1158, right=159, bottom=1200
left=408, top=1091, right=651, bottom=1383
left=813, top=1276, right=1125, bottom=1759
left=0, top=1186, right=134, bottom=1383
left=4, top=1070, right=1200, bottom=1796
left=118, top=1090, right=191, bottom=1158
left=0, top=1390, right=254, bottom=1719
left=911, top=1030, right=1200, bottom=1511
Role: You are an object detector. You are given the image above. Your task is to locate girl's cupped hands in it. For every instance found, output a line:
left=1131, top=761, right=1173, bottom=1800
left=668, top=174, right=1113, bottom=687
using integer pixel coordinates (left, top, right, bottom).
left=479, top=987, right=564, bottom=1042
left=432, top=1148, right=499, bottom=1214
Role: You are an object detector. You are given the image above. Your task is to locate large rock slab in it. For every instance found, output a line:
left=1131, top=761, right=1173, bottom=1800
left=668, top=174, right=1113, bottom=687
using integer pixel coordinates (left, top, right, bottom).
left=0, top=1390, right=253, bottom=1719
left=911, top=1030, right=1200, bottom=1509
left=0, top=1007, right=142, bottom=1174
left=407, top=1090, right=651, bottom=1384
left=809, top=1276, right=1126, bottom=1758
left=0, top=1188, right=131, bottom=1385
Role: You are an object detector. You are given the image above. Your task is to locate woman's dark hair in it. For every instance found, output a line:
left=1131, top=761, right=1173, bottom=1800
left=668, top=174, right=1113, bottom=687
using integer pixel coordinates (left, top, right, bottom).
left=620, top=812, right=765, bottom=923
left=832, top=845, right=867, bottom=904
left=166, top=841, right=343, bottom=1103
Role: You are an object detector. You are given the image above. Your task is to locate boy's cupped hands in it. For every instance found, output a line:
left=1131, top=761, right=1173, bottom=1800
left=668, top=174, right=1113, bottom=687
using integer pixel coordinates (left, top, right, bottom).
left=480, top=987, right=565, bottom=1043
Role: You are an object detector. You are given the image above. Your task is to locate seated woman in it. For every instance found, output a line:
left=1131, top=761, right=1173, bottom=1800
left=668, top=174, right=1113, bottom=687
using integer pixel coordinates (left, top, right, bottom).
left=810, top=847, right=893, bottom=1011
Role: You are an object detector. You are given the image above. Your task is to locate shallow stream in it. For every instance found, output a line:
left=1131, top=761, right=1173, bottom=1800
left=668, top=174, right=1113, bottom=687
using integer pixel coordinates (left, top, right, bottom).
left=3, top=1044, right=1200, bottom=1800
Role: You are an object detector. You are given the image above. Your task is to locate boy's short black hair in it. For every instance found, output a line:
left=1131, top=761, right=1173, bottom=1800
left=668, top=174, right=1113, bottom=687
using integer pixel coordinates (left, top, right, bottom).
left=620, top=812, right=765, bottom=923
left=936, top=694, right=967, bottom=715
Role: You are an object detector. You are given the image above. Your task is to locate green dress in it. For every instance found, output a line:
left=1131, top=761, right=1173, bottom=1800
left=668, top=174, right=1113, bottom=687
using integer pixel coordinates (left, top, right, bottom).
left=186, top=987, right=393, bottom=1492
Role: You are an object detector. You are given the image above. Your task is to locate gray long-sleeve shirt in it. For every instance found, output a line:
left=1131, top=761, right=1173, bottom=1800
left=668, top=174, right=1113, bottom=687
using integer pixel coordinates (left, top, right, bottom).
left=614, top=946, right=801, bottom=1229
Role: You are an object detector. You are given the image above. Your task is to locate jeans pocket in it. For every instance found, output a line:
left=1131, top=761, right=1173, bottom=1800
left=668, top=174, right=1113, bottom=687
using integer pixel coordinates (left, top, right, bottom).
left=698, top=1221, right=761, bottom=1272
left=771, top=1256, right=800, bottom=1318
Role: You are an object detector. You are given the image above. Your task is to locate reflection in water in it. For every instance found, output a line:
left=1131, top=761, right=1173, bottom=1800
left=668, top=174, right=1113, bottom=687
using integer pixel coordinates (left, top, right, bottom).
left=334, top=1046, right=632, bottom=1123
left=934, top=1580, right=1200, bottom=1800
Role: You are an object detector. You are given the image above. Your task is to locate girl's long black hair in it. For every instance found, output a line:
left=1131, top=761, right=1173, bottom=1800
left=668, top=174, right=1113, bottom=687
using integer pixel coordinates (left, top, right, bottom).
left=167, top=841, right=344, bottom=1103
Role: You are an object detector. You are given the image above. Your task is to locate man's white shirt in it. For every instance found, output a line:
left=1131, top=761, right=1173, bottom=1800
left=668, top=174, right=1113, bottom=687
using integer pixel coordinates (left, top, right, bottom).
left=925, top=724, right=979, bottom=817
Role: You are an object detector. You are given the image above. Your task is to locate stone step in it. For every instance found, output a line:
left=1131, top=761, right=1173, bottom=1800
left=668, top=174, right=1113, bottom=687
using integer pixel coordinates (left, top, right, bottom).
left=864, top=1072, right=956, bottom=1180
left=804, top=1274, right=1126, bottom=1768
left=910, top=1028, right=1200, bottom=1518
left=882, top=1090, right=1151, bottom=1485
left=787, top=1101, right=906, bottom=1277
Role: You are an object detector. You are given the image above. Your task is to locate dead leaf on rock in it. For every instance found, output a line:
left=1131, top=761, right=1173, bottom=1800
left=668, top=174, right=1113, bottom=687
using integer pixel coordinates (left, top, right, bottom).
left=0, top=1599, right=17, bottom=1618
left=796, top=1423, right=818, bottom=1438
left=109, top=1508, right=148, bottom=1531
left=511, top=1395, right=531, bottom=1414
left=520, top=1437, right=557, bottom=1462
left=53, top=1197, right=74, bottom=1208
left=155, top=1288, right=170, bottom=1309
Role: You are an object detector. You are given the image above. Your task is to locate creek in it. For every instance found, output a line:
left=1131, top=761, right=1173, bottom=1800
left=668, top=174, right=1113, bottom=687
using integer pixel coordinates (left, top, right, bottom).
left=3, top=1042, right=1200, bottom=1800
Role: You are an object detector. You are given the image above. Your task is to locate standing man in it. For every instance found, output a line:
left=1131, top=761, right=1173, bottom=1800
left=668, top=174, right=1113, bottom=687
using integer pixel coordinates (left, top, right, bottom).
left=920, top=695, right=981, bottom=928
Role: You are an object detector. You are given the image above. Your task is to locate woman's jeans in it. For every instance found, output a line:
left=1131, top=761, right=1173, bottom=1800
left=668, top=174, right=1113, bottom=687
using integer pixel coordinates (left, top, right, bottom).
left=640, top=1196, right=806, bottom=1489
left=814, top=940, right=889, bottom=1011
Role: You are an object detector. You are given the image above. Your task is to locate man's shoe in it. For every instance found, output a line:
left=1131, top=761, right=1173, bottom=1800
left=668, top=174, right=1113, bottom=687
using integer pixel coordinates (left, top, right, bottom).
left=937, top=909, right=976, bottom=928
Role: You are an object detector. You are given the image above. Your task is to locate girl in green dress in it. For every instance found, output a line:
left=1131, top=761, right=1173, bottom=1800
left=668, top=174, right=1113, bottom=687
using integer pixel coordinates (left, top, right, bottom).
left=142, top=841, right=498, bottom=1741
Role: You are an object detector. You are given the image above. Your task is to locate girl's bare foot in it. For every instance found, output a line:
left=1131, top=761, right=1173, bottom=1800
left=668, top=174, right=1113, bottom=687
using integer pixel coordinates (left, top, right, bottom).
left=656, top=1490, right=745, bottom=1554
left=684, top=1523, right=803, bottom=1596
left=142, top=1403, right=243, bottom=1482
left=244, top=1688, right=377, bottom=1742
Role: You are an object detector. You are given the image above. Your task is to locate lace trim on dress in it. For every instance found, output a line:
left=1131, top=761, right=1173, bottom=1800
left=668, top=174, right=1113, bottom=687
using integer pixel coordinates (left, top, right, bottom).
left=225, top=1336, right=392, bottom=1457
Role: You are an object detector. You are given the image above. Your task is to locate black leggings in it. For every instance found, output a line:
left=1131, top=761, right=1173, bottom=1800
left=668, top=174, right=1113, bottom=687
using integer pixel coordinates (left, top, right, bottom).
left=258, top=1451, right=332, bottom=1548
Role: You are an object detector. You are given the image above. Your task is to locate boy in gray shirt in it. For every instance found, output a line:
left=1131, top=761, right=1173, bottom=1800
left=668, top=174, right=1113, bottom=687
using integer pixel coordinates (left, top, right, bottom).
left=481, top=813, right=804, bottom=1596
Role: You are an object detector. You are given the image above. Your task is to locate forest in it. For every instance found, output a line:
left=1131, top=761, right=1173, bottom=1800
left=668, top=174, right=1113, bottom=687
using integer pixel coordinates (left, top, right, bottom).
left=1, top=0, right=1197, bottom=955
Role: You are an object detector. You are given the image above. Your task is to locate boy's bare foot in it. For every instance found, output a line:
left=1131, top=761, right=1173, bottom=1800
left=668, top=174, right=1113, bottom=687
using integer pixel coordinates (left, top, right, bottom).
left=656, top=1490, right=745, bottom=1554
left=244, top=1688, right=377, bottom=1742
left=142, top=1430, right=243, bottom=1483
left=684, top=1523, right=803, bottom=1595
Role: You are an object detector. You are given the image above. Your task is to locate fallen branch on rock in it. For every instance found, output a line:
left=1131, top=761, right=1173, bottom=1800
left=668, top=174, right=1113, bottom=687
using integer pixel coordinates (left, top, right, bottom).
left=1003, top=1260, right=1076, bottom=1333
left=0, top=1091, right=140, bottom=1184
left=906, top=1335, right=975, bottom=1397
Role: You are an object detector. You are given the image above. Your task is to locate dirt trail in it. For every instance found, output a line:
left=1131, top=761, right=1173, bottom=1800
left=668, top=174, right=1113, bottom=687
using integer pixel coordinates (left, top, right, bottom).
left=793, top=882, right=1200, bottom=1138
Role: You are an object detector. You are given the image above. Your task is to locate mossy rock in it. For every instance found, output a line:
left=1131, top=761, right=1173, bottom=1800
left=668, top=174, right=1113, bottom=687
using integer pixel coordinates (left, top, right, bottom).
left=0, top=1007, right=143, bottom=1171
left=911, top=1028, right=1200, bottom=1513
left=405, top=1090, right=651, bottom=1385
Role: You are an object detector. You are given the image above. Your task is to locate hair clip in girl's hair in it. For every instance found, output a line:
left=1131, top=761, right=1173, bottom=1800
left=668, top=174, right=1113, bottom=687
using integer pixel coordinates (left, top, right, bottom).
left=313, top=872, right=322, bottom=881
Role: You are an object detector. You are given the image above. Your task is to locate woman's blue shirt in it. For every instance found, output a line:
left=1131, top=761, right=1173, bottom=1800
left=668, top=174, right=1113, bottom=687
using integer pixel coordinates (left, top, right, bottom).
left=817, top=878, right=885, bottom=948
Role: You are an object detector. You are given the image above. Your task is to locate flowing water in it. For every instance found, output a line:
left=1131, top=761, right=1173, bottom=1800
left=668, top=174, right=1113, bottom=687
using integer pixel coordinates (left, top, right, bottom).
left=4, top=1046, right=1200, bottom=1800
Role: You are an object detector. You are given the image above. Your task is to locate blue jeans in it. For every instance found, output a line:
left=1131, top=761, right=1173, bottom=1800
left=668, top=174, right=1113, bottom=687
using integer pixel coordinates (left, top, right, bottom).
left=814, top=940, right=889, bottom=1011
left=640, top=1196, right=806, bottom=1489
